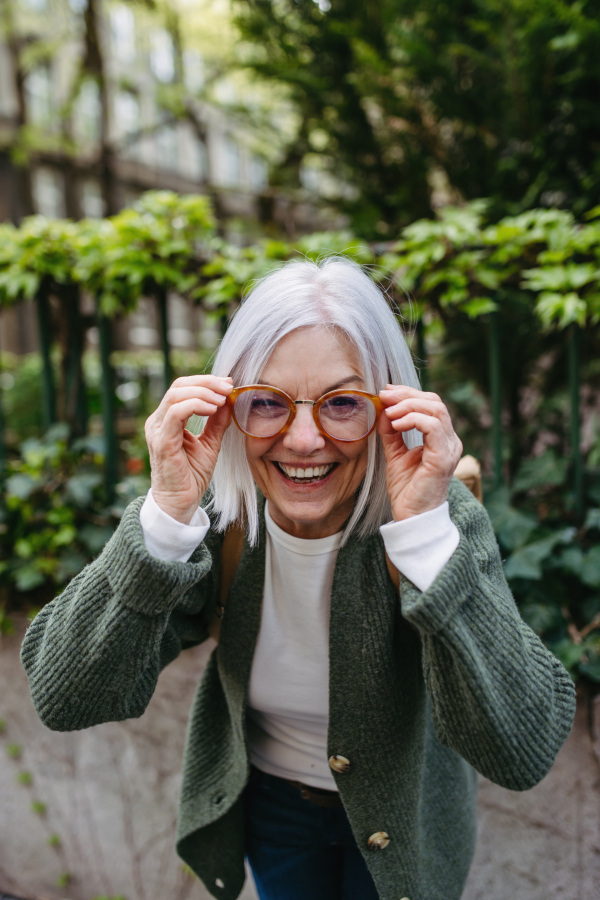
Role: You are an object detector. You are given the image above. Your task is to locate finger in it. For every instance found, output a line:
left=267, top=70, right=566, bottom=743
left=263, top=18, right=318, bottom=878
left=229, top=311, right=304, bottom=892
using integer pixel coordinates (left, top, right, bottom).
left=153, top=385, right=232, bottom=425
left=169, top=374, right=233, bottom=391
left=384, top=398, right=453, bottom=431
left=377, top=414, right=412, bottom=459
left=380, top=385, right=442, bottom=404
left=162, top=386, right=231, bottom=408
left=389, top=412, right=462, bottom=461
left=157, top=398, right=224, bottom=445
left=197, top=402, right=232, bottom=451
left=389, top=411, right=452, bottom=446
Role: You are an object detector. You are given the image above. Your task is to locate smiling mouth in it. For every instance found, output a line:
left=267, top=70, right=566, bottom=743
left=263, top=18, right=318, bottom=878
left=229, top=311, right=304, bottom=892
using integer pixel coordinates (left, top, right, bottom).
left=274, top=462, right=337, bottom=484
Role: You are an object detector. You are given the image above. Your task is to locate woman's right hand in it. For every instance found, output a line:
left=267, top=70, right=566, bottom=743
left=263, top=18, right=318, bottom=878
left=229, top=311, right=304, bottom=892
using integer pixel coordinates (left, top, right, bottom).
left=144, top=375, right=233, bottom=524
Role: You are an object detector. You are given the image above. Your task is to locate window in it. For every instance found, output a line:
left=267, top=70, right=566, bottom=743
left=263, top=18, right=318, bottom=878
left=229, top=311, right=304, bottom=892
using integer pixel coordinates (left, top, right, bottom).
left=74, top=79, right=101, bottom=146
left=81, top=180, right=104, bottom=218
left=156, top=123, right=178, bottom=171
left=32, top=168, right=65, bottom=218
left=184, top=50, right=204, bottom=93
left=110, top=5, right=136, bottom=66
left=25, top=66, right=52, bottom=127
left=188, top=138, right=208, bottom=181
left=150, top=30, right=175, bottom=83
left=114, top=90, right=140, bottom=137
left=223, top=136, right=240, bottom=187
left=249, top=155, right=268, bottom=190
left=23, top=0, right=48, bottom=11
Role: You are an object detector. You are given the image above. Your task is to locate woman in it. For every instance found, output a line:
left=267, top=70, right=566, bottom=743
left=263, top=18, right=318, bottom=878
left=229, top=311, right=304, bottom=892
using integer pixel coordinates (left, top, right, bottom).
left=22, top=257, right=575, bottom=900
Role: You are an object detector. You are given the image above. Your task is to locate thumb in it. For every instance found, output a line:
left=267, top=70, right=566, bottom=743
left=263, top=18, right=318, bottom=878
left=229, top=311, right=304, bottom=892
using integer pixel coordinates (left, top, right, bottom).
left=199, top=403, right=232, bottom=455
left=377, top=412, right=408, bottom=461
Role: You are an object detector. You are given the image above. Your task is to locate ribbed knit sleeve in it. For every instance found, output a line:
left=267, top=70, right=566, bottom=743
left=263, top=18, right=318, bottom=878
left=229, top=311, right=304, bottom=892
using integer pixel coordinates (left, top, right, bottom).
left=20, top=497, right=215, bottom=732
left=399, top=478, right=576, bottom=791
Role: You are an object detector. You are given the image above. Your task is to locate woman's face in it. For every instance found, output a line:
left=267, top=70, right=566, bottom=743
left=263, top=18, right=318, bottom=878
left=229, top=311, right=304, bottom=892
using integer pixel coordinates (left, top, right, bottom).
left=245, top=326, right=370, bottom=539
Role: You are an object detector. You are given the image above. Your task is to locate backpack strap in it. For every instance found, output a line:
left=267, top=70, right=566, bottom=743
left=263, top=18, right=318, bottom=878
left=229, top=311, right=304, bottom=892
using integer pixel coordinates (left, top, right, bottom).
left=208, top=523, right=245, bottom=643
left=385, top=552, right=400, bottom=590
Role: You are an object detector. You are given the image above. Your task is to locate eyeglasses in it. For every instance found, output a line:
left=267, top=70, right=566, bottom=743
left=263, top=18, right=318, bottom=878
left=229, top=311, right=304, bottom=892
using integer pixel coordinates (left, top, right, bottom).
left=228, top=385, right=384, bottom=442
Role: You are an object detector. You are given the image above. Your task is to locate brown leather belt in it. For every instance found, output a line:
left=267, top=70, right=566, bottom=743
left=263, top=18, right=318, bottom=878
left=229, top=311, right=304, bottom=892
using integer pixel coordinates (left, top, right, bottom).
left=283, top=778, right=343, bottom=808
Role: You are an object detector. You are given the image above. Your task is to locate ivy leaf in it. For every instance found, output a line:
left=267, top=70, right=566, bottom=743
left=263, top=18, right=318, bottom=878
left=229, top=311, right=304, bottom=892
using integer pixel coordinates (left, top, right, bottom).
left=504, top=534, right=563, bottom=580
left=584, top=508, right=600, bottom=531
left=5, top=473, right=37, bottom=500
left=14, top=564, right=46, bottom=592
left=512, top=449, right=567, bottom=492
left=580, top=547, right=600, bottom=588
left=460, top=297, right=498, bottom=319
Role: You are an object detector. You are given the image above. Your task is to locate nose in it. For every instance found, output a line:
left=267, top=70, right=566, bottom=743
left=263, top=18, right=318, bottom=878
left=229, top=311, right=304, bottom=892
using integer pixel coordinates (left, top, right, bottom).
left=282, top=405, right=326, bottom=454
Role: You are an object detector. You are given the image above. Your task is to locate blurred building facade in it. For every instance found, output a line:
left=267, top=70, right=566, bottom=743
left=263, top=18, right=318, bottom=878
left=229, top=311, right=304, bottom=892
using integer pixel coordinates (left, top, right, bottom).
left=0, top=0, right=272, bottom=223
left=0, top=0, right=321, bottom=358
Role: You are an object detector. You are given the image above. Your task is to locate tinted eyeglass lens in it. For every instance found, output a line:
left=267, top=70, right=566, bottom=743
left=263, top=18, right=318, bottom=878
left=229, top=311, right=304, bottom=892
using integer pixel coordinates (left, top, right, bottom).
left=319, top=394, right=376, bottom=440
left=234, top=389, right=291, bottom=437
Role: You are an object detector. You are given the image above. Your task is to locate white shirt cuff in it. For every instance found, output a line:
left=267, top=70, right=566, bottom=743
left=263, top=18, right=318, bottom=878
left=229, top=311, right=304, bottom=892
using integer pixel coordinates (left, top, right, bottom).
left=139, top=490, right=210, bottom=562
left=379, top=501, right=460, bottom=593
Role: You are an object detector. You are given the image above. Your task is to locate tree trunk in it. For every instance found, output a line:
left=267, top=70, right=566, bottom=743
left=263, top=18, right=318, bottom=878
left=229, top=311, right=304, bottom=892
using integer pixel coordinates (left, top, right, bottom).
left=83, top=0, right=118, bottom=214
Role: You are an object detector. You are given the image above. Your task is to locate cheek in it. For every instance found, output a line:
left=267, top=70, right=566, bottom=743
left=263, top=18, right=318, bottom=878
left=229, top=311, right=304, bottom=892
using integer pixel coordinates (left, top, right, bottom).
left=338, top=442, right=369, bottom=481
left=245, top=438, right=278, bottom=476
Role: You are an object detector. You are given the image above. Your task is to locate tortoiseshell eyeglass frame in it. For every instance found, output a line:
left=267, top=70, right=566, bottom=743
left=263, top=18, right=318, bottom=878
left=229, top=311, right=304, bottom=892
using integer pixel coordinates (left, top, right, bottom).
left=227, top=385, right=384, bottom=442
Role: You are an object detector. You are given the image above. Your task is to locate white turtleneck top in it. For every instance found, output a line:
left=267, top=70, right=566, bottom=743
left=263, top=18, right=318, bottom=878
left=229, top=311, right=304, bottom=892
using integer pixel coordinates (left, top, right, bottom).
left=140, top=491, right=459, bottom=789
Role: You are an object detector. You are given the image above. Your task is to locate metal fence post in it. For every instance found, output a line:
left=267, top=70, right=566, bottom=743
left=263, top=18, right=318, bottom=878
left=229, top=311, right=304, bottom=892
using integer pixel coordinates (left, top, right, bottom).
left=416, top=318, right=428, bottom=392
left=157, top=287, right=172, bottom=392
left=567, top=323, right=584, bottom=517
left=0, top=378, right=5, bottom=473
left=36, top=285, right=56, bottom=431
left=97, top=303, right=118, bottom=502
left=488, top=310, right=503, bottom=488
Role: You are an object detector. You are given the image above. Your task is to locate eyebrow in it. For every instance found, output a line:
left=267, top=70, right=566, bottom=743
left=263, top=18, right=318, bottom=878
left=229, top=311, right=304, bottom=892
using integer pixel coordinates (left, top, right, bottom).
left=256, top=375, right=365, bottom=394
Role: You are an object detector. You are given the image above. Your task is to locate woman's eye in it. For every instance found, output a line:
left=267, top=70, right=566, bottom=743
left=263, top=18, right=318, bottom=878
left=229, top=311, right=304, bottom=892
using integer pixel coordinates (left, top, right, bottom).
left=322, top=396, right=360, bottom=417
left=251, top=399, right=287, bottom=416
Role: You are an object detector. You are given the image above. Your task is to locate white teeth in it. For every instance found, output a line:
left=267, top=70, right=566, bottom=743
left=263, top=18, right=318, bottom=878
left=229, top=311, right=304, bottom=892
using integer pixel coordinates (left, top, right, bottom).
left=278, top=463, right=334, bottom=480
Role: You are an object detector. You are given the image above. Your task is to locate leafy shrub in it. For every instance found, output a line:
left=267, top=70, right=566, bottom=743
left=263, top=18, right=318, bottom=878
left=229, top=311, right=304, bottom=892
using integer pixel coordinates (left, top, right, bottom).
left=0, top=424, right=149, bottom=605
left=486, top=450, right=600, bottom=682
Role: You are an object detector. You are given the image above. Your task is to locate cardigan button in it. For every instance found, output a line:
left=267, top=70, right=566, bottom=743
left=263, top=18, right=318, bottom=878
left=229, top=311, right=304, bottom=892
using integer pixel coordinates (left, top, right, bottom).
left=367, top=831, right=390, bottom=851
left=328, top=754, right=351, bottom=774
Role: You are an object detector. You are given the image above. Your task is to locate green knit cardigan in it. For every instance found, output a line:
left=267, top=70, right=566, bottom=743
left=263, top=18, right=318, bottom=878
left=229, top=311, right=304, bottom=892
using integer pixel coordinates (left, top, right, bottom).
left=21, top=478, right=576, bottom=900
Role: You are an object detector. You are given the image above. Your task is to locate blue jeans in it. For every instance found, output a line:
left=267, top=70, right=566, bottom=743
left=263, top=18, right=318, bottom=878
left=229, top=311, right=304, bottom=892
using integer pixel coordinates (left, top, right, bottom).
left=243, top=766, right=380, bottom=900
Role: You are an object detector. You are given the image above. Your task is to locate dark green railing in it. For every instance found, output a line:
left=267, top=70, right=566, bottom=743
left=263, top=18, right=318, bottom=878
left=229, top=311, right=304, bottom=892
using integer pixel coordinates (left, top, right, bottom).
left=0, top=291, right=588, bottom=518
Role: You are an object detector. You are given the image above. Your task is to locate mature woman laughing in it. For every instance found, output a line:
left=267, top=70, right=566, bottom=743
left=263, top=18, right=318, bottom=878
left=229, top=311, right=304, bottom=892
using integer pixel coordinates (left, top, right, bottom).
left=22, top=257, right=575, bottom=900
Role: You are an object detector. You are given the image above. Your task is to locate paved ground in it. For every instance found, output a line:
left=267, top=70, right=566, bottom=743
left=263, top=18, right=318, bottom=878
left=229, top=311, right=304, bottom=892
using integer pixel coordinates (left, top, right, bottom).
left=1, top=615, right=599, bottom=900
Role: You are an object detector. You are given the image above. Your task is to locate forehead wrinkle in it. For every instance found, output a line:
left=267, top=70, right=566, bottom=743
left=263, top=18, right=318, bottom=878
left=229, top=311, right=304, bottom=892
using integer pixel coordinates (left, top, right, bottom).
left=256, top=374, right=364, bottom=396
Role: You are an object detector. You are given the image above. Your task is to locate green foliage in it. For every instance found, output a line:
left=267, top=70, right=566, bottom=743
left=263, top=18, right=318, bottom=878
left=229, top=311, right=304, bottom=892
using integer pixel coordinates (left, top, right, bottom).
left=486, top=466, right=600, bottom=681
left=0, top=353, right=48, bottom=440
left=56, top=871, right=71, bottom=888
left=385, top=203, right=600, bottom=331
left=31, top=799, right=47, bottom=815
left=47, top=833, right=61, bottom=847
left=16, top=770, right=32, bottom=785
left=234, top=0, right=600, bottom=235
left=0, top=606, right=15, bottom=635
left=90, top=896, right=127, bottom=900
left=198, top=230, right=373, bottom=313
left=0, top=217, right=79, bottom=306
left=76, top=191, right=216, bottom=316
left=0, top=424, right=148, bottom=601
left=0, top=191, right=216, bottom=316
left=6, top=743, right=22, bottom=759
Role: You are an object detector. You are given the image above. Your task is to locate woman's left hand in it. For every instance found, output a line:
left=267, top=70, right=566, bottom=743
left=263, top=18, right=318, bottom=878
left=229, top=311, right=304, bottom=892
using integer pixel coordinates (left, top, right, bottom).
left=378, top=385, right=463, bottom=521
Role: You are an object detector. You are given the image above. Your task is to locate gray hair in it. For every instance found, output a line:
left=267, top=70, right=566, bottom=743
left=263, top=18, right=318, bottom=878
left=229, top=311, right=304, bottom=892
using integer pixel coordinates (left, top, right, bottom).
left=205, top=255, right=422, bottom=546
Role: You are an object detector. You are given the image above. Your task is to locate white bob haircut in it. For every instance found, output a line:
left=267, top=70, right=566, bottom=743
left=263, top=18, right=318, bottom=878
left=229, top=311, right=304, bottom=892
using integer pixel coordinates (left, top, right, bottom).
left=206, top=255, right=422, bottom=546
